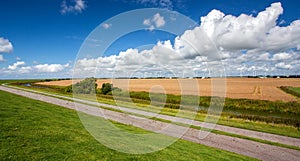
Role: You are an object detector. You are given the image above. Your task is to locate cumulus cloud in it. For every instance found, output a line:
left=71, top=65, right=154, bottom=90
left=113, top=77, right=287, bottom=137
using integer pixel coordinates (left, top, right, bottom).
left=19, top=66, right=32, bottom=74
left=195, top=2, right=299, bottom=55
left=275, top=62, right=292, bottom=69
left=200, top=2, right=283, bottom=51
left=143, top=19, right=151, bottom=26
left=34, top=63, right=69, bottom=73
left=3, top=61, right=70, bottom=77
left=75, top=2, right=300, bottom=77
left=263, top=20, right=300, bottom=51
left=8, top=61, right=25, bottom=70
left=143, top=13, right=166, bottom=30
left=61, top=0, right=87, bottom=14
left=101, top=23, right=112, bottom=29
left=272, top=52, right=292, bottom=61
left=153, top=13, right=166, bottom=27
left=0, top=37, right=13, bottom=53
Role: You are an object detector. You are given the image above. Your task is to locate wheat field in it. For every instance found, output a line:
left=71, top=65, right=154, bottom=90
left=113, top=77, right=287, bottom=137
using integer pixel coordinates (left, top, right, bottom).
left=36, top=78, right=300, bottom=102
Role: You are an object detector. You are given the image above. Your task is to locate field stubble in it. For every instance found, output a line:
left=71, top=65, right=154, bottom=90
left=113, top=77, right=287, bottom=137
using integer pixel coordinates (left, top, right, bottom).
left=36, top=78, right=300, bottom=102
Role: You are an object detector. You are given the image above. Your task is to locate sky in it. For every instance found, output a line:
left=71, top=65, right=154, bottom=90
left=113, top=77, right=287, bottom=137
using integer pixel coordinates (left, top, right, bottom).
left=0, top=0, right=299, bottom=78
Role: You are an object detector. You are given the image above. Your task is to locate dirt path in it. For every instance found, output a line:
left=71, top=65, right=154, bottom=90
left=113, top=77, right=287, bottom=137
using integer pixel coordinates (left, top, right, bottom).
left=1, top=85, right=300, bottom=161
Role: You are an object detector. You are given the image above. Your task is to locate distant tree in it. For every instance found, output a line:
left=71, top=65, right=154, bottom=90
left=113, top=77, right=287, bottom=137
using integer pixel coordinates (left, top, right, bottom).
left=100, top=83, right=122, bottom=95
left=101, top=83, right=112, bottom=95
left=72, top=77, right=97, bottom=94
left=64, top=85, right=72, bottom=93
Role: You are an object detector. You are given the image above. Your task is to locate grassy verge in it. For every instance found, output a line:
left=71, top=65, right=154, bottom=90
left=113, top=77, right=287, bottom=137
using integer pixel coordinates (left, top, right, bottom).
left=3, top=83, right=300, bottom=152
left=280, top=86, right=300, bottom=98
left=4, top=80, right=300, bottom=138
left=147, top=116, right=300, bottom=151
left=114, top=91, right=300, bottom=123
left=94, top=96, right=300, bottom=138
left=0, top=90, right=257, bottom=160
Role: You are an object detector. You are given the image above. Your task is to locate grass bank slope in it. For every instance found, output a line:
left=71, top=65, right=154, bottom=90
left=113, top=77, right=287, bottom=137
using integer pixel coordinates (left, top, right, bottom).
left=0, top=90, right=255, bottom=160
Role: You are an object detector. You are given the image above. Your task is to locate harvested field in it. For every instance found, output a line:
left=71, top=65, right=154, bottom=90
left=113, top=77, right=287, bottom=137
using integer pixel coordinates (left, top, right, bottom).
left=36, top=78, right=300, bottom=102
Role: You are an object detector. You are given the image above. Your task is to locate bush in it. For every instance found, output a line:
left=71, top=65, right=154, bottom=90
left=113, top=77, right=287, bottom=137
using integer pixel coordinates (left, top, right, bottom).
left=99, top=83, right=122, bottom=95
left=101, top=83, right=112, bottom=95
left=65, top=85, right=72, bottom=93
left=73, top=77, right=97, bottom=94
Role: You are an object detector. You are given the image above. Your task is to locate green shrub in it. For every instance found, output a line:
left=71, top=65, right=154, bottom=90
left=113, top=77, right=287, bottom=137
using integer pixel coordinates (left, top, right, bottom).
left=101, top=83, right=112, bottom=95
left=65, top=85, right=72, bottom=93
left=73, top=77, right=97, bottom=94
left=100, top=83, right=122, bottom=95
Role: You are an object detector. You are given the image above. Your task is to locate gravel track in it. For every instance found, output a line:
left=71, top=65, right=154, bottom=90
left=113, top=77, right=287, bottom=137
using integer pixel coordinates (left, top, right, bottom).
left=1, top=85, right=300, bottom=161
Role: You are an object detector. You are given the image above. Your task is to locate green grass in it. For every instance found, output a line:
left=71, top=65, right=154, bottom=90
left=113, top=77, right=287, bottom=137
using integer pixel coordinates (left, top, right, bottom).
left=146, top=116, right=300, bottom=151
left=0, top=90, right=256, bottom=160
left=290, top=87, right=300, bottom=93
left=36, top=88, right=300, bottom=140
left=8, top=81, right=300, bottom=138
left=90, top=93, right=300, bottom=138
left=100, top=90, right=300, bottom=128
left=280, top=86, right=300, bottom=98
left=5, top=84, right=300, bottom=151
left=115, top=90, right=300, bottom=115
left=98, top=96, right=300, bottom=138
left=0, top=79, right=44, bottom=85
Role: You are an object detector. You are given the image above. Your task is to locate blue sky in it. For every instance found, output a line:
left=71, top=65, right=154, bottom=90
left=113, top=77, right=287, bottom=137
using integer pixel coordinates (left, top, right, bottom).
left=0, top=0, right=299, bottom=78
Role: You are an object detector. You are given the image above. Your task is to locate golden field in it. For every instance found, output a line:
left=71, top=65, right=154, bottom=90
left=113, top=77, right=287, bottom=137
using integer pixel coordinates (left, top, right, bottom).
left=36, top=78, right=300, bottom=102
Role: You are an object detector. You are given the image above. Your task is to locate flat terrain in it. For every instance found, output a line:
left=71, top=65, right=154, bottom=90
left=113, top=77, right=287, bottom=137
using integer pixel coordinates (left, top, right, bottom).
left=1, top=85, right=300, bottom=161
left=36, top=78, right=300, bottom=101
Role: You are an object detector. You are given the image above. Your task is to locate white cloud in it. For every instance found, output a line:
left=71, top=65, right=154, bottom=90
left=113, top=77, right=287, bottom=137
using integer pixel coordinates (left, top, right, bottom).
left=2, top=61, right=71, bottom=78
left=2, top=2, right=297, bottom=78
left=143, top=19, right=151, bottom=26
left=153, top=13, right=165, bottom=27
left=34, top=63, right=69, bottom=73
left=60, top=0, right=87, bottom=14
left=8, top=61, right=25, bottom=70
left=0, top=37, right=13, bottom=53
left=0, top=55, right=3, bottom=61
left=143, top=13, right=165, bottom=30
left=272, top=52, right=292, bottom=61
left=74, top=2, right=300, bottom=77
left=19, top=66, right=31, bottom=74
left=15, top=57, right=21, bottom=61
left=137, top=0, right=173, bottom=9
left=275, top=62, right=292, bottom=69
left=197, top=2, right=299, bottom=55
left=263, top=20, right=300, bottom=51
left=199, top=2, right=283, bottom=51
left=101, top=23, right=112, bottom=29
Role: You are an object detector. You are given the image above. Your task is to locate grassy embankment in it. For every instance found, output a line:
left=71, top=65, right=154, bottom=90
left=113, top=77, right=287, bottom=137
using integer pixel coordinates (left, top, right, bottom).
left=5, top=80, right=300, bottom=138
left=97, top=90, right=300, bottom=139
left=0, top=89, right=256, bottom=160
left=280, top=86, right=300, bottom=98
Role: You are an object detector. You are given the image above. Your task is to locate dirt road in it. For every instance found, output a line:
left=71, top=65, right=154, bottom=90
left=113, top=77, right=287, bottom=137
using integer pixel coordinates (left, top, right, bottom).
left=1, top=85, right=300, bottom=160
